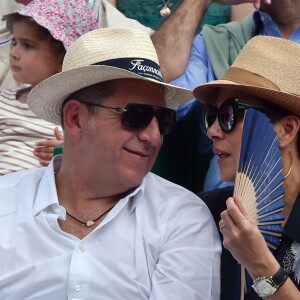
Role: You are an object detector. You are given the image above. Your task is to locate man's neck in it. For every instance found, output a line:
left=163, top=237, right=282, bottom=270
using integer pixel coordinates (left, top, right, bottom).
left=260, top=0, right=300, bottom=39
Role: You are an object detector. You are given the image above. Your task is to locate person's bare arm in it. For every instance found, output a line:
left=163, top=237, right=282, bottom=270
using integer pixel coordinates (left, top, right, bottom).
left=151, top=0, right=211, bottom=82
left=231, top=3, right=255, bottom=22
left=152, top=0, right=271, bottom=83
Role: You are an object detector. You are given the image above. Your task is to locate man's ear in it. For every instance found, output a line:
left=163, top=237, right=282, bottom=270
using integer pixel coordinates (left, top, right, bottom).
left=277, top=115, right=300, bottom=147
left=62, top=100, right=84, bottom=140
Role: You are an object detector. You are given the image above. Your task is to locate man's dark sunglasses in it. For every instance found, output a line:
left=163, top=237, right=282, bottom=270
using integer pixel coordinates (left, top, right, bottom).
left=83, top=102, right=176, bottom=135
left=204, top=98, right=269, bottom=133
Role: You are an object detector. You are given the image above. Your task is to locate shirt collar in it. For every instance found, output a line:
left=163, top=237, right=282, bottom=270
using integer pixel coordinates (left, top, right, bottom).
left=32, top=156, right=62, bottom=216
left=254, top=10, right=300, bottom=43
left=127, top=176, right=146, bottom=214
left=32, top=155, right=147, bottom=216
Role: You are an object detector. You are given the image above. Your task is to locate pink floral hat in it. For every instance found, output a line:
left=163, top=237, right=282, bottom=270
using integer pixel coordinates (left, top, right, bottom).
left=2, top=0, right=99, bottom=48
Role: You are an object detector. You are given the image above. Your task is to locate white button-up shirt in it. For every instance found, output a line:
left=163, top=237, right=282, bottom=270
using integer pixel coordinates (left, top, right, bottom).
left=0, top=156, right=221, bottom=300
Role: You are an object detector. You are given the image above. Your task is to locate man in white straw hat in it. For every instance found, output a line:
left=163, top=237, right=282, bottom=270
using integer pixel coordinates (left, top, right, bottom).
left=0, top=27, right=221, bottom=299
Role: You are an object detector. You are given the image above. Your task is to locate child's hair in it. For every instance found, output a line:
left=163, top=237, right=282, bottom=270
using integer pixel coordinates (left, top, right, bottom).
left=6, top=14, right=66, bottom=59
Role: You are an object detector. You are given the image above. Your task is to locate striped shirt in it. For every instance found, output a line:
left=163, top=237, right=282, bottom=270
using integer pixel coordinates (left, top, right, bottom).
left=0, top=88, right=59, bottom=175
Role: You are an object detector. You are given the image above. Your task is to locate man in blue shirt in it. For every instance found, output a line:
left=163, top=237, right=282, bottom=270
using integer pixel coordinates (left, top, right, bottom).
left=151, top=0, right=300, bottom=192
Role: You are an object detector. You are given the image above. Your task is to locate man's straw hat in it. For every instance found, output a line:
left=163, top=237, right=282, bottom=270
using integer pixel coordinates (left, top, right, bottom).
left=193, top=36, right=300, bottom=116
left=28, top=27, right=193, bottom=124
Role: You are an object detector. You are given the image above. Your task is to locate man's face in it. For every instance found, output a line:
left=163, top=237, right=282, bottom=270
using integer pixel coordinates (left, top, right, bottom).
left=81, top=79, right=166, bottom=191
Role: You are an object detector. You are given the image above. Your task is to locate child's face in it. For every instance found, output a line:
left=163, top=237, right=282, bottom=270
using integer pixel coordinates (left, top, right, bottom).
left=9, top=18, right=63, bottom=87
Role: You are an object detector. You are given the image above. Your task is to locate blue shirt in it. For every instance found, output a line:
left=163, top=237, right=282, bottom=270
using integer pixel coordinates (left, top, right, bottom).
left=171, top=10, right=300, bottom=191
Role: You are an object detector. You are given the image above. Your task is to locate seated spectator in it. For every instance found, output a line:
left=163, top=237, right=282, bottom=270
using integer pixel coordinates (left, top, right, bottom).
left=0, top=0, right=98, bottom=175
left=196, top=35, right=300, bottom=299
left=0, top=27, right=221, bottom=299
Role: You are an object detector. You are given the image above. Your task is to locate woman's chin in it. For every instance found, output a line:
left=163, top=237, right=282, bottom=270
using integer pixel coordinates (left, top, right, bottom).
left=220, top=172, right=236, bottom=184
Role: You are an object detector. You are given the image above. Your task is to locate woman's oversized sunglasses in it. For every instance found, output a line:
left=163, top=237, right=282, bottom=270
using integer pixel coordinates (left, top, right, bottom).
left=204, top=98, right=268, bottom=133
left=82, top=102, right=176, bottom=135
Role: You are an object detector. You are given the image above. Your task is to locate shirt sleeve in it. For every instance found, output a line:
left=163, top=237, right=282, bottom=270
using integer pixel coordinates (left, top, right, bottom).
left=149, top=194, right=221, bottom=300
left=171, top=33, right=215, bottom=90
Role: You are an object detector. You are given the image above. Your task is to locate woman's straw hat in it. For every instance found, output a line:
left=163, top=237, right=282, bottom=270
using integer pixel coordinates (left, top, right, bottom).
left=28, top=27, right=193, bottom=124
left=193, top=36, right=300, bottom=116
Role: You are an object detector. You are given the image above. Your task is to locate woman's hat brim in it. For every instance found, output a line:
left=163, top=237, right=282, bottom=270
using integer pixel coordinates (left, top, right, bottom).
left=193, top=79, right=300, bottom=117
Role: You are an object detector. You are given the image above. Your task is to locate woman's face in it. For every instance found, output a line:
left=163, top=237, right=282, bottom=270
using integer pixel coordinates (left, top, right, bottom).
left=205, top=90, right=258, bottom=182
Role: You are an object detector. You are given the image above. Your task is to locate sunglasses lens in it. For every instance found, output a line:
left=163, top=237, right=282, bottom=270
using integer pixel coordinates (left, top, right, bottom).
left=155, top=108, right=176, bottom=135
left=122, top=104, right=153, bottom=130
left=122, top=104, right=176, bottom=135
left=219, top=101, right=235, bottom=132
left=204, top=105, right=217, bottom=130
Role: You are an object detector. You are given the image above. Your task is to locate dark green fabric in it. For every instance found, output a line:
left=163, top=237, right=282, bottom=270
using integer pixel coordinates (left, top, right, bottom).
left=53, top=143, right=64, bottom=156
left=151, top=101, right=213, bottom=193
left=117, top=1, right=231, bottom=32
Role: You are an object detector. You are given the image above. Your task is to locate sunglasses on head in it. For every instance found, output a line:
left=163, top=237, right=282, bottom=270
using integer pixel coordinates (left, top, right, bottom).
left=82, top=102, right=176, bottom=135
left=204, top=98, right=268, bottom=133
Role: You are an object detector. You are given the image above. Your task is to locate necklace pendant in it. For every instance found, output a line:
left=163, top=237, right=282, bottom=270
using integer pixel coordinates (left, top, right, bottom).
left=160, top=6, right=171, bottom=17
left=86, top=220, right=95, bottom=227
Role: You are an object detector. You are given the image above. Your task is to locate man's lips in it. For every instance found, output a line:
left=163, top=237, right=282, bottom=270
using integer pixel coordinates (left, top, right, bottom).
left=124, top=147, right=149, bottom=158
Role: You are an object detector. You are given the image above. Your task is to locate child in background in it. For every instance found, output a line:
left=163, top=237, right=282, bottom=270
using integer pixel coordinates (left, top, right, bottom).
left=0, top=0, right=98, bottom=175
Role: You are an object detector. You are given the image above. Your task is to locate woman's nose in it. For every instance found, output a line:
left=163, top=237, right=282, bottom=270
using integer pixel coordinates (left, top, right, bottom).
left=206, top=118, right=224, bottom=141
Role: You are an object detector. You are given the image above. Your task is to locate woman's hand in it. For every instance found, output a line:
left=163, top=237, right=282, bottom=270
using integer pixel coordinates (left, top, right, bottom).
left=219, top=196, right=279, bottom=278
left=34, top=127, right=63, bottom=167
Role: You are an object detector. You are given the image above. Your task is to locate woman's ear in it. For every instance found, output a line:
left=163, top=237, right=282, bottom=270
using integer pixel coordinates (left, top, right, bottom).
left=277, top=115, right=300, bottom=147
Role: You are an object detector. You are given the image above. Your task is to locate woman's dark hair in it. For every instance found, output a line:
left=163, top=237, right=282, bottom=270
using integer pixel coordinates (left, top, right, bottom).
left=265, top=104, right=300, bottom=159
left=7, top=14, right=66, bottom=58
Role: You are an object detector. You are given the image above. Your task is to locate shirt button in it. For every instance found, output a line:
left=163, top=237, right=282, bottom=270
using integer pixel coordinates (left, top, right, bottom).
left=50, top=223, right=55, bottom=229
left=80, top=244, right=86, bottom=252
left=261, top=16, right=265, bottom=22
left=74, top=284, right=81, bottom=292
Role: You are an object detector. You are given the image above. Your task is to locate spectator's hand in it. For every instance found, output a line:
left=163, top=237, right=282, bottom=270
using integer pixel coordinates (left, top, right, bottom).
left=219, top=196, right=276, bottom=277
left=34, top=127, right=63, bottom=166
left=213, top=0, right=271, bottom=10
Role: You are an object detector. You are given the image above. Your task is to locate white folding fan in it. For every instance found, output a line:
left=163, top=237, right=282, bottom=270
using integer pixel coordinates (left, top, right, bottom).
left=233, top=108, right=286, bottom=299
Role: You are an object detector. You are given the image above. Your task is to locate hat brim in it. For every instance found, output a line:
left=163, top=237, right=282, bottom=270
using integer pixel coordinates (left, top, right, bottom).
left=28, top=65, right=193, bottom=124
left=193, top=79, right=300, bottom=117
